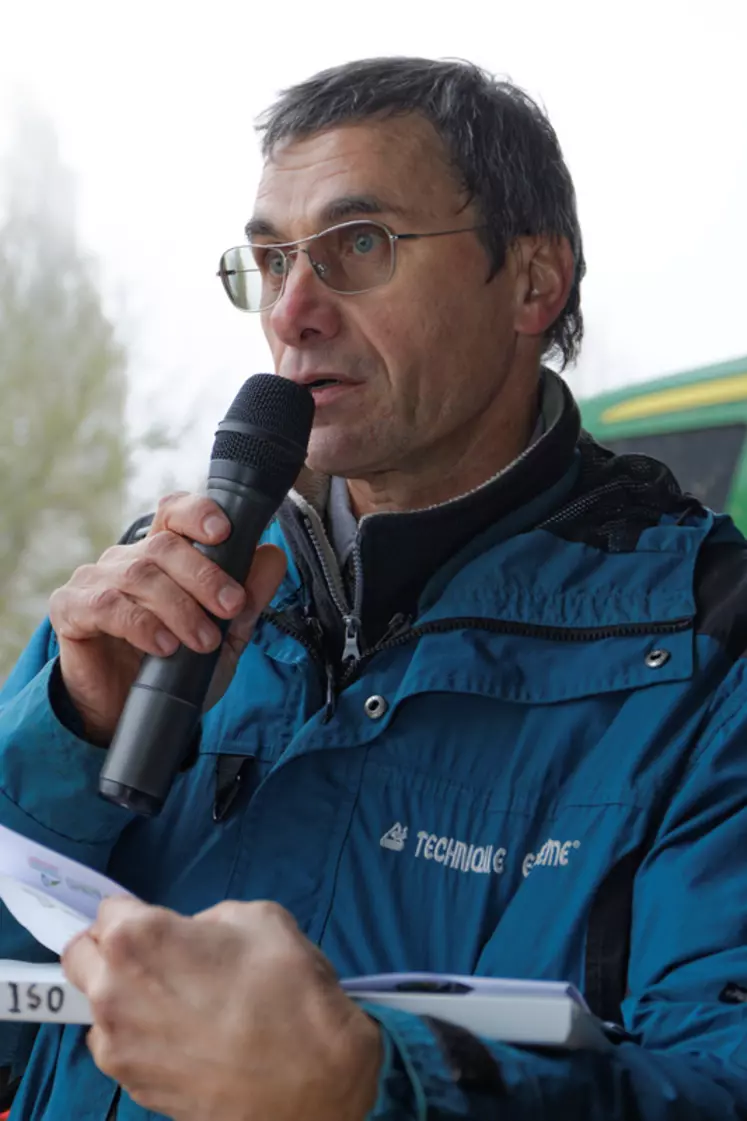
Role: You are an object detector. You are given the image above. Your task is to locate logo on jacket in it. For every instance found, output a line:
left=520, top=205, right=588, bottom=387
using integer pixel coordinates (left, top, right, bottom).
left=522, top=838, right=580, bottom=878
left=414, top=831, right=507, bottom=876
left=380, top=822, right=409, bottom=851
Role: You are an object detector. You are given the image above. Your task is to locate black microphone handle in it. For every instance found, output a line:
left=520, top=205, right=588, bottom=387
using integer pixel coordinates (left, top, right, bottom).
left=98, top=475, right=279, bottom=817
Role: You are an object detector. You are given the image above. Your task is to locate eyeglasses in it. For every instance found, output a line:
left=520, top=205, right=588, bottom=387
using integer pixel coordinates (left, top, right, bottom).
left=217, top=219, right=486, bottom=312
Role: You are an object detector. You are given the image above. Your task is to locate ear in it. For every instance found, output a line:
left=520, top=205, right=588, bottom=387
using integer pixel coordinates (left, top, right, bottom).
left=511, top=236, right=575, bottom=340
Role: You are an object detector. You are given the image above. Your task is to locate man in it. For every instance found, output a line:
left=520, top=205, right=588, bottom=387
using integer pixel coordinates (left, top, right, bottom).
left=1, top=55, right=747, bottom=1121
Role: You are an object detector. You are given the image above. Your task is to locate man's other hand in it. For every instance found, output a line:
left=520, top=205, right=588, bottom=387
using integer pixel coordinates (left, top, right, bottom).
left=62, top=898, right=383, bottom=1121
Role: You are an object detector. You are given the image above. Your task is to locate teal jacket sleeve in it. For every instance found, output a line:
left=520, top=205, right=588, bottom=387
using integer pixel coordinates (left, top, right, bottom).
left=0, top=619, right=134, bottom=1070
left=364, top=662, right=747, bottom=1120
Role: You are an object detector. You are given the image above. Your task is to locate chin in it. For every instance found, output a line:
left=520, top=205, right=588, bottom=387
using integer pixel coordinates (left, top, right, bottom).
left=305, top=434, right=366, bottom=478
left=305, top=452, right=359, bottom=478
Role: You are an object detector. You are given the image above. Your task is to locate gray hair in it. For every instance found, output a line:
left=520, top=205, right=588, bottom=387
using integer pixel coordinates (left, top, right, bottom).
left=257, top=57, right=585, bottom=368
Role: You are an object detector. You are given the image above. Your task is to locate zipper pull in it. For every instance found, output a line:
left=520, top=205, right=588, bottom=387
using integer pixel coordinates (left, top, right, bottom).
left=342, top=615, right=362, bottom=662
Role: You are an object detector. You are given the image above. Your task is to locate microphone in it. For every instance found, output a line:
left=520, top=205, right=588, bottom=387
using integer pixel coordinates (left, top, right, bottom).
left=99, top=374, right=315, bottom=817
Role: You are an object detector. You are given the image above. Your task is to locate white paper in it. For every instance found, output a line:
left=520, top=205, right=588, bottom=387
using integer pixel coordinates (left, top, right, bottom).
left=0, top=823, right=133, bottom=953
left=341, top=971, right=588, bottom=1005
left=0, top=876, right=91, bottom=954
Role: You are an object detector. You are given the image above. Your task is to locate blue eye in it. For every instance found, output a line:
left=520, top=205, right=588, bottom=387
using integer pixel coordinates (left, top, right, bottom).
left=354, top=233, right=375, bottom=254
left=266, top=250, right=286, bottom=277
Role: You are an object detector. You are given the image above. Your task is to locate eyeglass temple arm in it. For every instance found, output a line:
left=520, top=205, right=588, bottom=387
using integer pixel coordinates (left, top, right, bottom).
left=392, top=225, right=487, bottom=243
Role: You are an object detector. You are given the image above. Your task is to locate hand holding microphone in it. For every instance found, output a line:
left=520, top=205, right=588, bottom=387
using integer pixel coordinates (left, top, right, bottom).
left=48, top=375, right=314, bottom=815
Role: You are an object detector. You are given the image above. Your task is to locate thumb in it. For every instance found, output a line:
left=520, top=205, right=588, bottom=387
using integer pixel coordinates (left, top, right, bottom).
left=226, top=543, right=287, bottom=650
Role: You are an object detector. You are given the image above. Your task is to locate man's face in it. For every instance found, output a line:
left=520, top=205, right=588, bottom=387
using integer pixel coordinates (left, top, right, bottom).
left=252, top=115, right=528, bottom=482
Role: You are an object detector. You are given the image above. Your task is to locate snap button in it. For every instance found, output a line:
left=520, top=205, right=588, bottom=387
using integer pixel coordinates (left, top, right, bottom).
left=645, top=648, right=670, bottom=669
left=364, top=695, right=388, bottom=720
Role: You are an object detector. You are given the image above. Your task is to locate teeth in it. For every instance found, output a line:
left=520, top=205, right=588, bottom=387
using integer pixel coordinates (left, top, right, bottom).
left=310, top=379, right=339, bottom=389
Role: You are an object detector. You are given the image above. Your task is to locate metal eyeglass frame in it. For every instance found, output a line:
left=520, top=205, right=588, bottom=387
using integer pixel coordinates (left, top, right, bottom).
left=217, top=218, right=487, bottom=311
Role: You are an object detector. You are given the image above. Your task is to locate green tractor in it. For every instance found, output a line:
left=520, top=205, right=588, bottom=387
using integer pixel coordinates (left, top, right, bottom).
left=579, top=354, right=747, bottom=532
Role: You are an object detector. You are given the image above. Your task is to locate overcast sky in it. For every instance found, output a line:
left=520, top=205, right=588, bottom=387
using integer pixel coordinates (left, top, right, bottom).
left=1, top=0, right=745, bottom=492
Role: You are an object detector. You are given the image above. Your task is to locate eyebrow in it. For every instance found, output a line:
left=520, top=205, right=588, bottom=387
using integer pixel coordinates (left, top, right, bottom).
left=244, top=194, right=407, bottom=242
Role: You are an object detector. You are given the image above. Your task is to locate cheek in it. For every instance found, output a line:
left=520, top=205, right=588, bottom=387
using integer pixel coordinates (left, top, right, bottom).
left=366, top=283, right=455, bottom=374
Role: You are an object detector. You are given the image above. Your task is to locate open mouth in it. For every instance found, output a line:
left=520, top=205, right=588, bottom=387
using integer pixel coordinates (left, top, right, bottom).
left=308, top=378, right=343, bottom=389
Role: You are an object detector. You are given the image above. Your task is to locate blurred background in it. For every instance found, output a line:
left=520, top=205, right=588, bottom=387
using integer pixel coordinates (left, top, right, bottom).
left=0, top=0, right=745, bottom=678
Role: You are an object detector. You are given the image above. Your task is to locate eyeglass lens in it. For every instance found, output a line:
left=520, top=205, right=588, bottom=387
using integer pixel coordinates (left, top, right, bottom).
left=220, top=222, right=395, bottom=311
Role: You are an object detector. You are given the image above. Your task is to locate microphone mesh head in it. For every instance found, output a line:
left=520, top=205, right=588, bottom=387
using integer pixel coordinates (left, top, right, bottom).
left=210, top=374, right=314, bottom=491
left=222, top=374, right=315, bottom=447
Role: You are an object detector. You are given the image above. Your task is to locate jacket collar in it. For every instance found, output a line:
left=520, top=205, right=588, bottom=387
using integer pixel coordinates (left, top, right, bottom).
left=280, top=370, right=582, bottom=651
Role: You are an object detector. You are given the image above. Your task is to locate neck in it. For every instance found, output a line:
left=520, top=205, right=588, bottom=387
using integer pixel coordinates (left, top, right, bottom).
left=347, top=369, right=541, bottom=518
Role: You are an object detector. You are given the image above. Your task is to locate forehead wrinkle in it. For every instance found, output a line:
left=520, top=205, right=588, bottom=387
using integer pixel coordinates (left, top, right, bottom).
left=250, top=117, right=468, bottom=241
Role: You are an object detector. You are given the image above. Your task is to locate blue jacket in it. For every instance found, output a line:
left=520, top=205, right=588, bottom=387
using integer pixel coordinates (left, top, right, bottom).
left=3, top=375, right=747, bottom=1119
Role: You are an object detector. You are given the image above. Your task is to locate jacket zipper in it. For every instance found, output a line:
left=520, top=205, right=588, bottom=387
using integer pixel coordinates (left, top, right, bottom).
left=261, top=606, right=324, bottom=665
left=263, top=604, right=692, bottom=703
left=301, top=514, right=363, bottom=664
left=338, top=614, right=693, bottom=689
left=261, top=607, right=337, bottom=718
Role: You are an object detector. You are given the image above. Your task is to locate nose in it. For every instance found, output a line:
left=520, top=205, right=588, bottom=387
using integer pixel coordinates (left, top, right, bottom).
left=265, top=251, right=341, bottom=347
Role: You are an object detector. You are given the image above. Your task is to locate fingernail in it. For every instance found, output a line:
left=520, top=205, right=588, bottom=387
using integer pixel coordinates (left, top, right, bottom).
left=218, top=584, right=245, bottom=612
left=203, top=514, right=229, bottom=540
left=198, top=624, right=220, bottom=650
left=156, top=629, right=178, bottom=655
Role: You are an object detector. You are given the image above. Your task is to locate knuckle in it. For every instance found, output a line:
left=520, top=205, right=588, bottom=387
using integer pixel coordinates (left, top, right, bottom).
left=211, top=900, right=251, bottom=925
left=258, top=899, right=295, bottom=924
left=138, top=907, right=174, bottom=942
left=101, top=908, right=173, bottom=965
left=154, top=491, right=187, bottom=522
left=249, top=899, right=299, bottom=935
left=99, top=919, right=140, bottom=965
left=120, top=554, right=157, bottom=589
left=125, top=601, right=157, bottom=638
left=72, top=562, right=101, bottom=584
left=87, top=980, right=121, bottom=1030
left=192, top=557, right=222, bottom=593
left=51, top=563, right=97, bottom=605
left=252, top=898, right=283, bottom=917
left=89, top=585, right=124, bottom=616
left=99, top=544, right=124, bottom=566
left=50, top=564, right=114, bottom=633
left=97, top=897, right=137, bottom=926
left=143, top=528, right=179, bottom=561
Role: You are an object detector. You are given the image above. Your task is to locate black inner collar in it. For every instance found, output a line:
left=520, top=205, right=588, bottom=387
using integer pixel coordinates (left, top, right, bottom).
left=353, top=377, right=581, bottom=644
